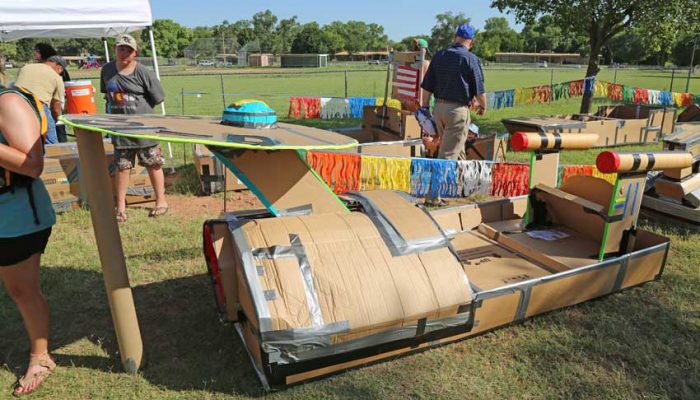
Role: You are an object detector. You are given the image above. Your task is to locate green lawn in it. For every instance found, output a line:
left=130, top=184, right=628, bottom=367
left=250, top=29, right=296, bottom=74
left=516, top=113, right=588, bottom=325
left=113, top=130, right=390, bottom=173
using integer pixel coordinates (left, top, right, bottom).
left=0, top=66, right=698, bottom=399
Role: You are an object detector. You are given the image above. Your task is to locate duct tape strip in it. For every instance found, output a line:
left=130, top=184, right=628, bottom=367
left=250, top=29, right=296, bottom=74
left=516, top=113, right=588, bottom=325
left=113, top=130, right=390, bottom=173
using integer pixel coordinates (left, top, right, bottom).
left=225, top=213, right=273, bottom=332
left=277, top=204, right=314, bottom=217
left=264, top=309, right=473, bottom=365
left=344, top=192, right=450, bottom=256
left=612, top=256, right=630, bottom=292
left=251, top=235, right=325, bottom=330
left=289, top=234, right=325, bottom=329
left=514, top=286, right=532, bottom=321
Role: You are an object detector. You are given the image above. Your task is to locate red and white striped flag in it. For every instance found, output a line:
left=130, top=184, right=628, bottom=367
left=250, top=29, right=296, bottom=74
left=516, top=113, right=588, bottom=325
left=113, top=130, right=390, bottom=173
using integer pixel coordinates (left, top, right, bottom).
left=392, top=65, right=420, bottom=101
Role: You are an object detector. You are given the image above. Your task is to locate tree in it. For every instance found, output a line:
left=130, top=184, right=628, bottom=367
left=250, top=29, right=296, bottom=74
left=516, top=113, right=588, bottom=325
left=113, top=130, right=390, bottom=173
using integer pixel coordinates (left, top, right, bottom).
left=429, top=12, right=470, bottom=50
left=671, top=34, right=700, bottom=67
left=291, top=23, right=328, bottom=53
left=520, top=15, right=586, bottom=54
left=472, top=17, right=522, bottom=60
left=141, top=19, right=192, bottom=58
left=274, top=17, right=301, bottom=54
left=492, top=0, right=695, bottom=113
left=252, top=10, right=278, bottom=52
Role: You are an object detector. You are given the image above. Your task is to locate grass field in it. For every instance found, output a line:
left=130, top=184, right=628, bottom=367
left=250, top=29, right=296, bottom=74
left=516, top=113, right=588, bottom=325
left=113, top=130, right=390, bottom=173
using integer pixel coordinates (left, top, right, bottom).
left=0, top=66, right=698, bottom=399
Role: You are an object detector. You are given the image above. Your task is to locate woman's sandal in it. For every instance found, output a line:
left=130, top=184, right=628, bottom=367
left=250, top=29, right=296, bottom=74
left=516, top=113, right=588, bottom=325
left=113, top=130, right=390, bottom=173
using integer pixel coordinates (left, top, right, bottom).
left=116, top=211, right=128, bottom=223
left=13, top=353, right=56, bottom=397
left=148, top=206, right=168, bottom=218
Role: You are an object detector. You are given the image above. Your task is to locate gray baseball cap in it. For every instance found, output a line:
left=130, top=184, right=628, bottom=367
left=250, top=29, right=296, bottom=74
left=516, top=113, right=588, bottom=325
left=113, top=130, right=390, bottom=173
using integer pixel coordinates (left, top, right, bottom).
left=46, top=55, right=67, bottom=69
left=116, top=34, right=138, bottom=51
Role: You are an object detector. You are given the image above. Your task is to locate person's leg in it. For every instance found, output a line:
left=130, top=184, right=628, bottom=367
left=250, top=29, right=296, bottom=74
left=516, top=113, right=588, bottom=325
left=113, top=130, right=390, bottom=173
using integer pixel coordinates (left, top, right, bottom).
left=437, top=104, right=470, bottom=161
left=138, top=145, right=168, bottom=212
left=114, top=148, right=136, bottom=219
left=0, top=253, right=53, bottom=394
left=55, top=123, right=67, bottom=143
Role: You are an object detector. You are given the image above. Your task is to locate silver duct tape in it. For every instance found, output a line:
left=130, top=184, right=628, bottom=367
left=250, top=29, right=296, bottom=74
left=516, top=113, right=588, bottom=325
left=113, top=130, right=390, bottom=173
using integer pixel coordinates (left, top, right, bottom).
left=250, top=235, right=325, bottom=329
left=225, top=213, right=273, bottom=332
left=277, top=204, right=314, bottom=217
left=515, top=286, right=532, bottom=321
left=265, top=310, right=473, bottom=365
left=251, top=245, right=296, bottom=259
left=345, top=192, right=450, bottom=257
left=612, top=256, right=630, bottom=292
left=256, top=266, right=265, bottom=276
left=289, top=234, right=325, bottom=329
left=264, top=290, right=277, bottom=301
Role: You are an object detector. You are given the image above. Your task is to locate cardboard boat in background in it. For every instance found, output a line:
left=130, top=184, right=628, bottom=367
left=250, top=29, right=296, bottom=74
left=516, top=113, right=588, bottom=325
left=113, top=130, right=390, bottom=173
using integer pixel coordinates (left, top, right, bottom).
left=502, top=105, right=676, bottom=147
left=642, top=105, right=700, bottom=223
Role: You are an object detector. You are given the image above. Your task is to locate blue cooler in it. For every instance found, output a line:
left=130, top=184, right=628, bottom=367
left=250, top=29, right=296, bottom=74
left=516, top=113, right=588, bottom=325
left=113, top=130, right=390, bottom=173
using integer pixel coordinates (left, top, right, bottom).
left=221, top=100, right=277, bottom=128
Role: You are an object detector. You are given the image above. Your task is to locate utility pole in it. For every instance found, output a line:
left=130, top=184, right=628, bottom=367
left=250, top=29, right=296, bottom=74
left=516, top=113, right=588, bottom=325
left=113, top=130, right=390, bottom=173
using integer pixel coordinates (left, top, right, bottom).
left=685, top=37, right=697, bottom=93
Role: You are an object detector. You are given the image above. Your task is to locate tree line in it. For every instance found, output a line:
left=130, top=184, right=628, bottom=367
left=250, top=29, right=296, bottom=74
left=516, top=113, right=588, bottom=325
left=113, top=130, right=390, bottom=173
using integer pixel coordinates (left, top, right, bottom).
left=1, top=7, right=697, bottom=69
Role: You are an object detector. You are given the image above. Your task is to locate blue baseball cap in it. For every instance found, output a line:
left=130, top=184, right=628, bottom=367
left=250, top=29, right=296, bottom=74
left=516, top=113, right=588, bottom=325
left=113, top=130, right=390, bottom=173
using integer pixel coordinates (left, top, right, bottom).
left=456, top=24, right=476, bottom=40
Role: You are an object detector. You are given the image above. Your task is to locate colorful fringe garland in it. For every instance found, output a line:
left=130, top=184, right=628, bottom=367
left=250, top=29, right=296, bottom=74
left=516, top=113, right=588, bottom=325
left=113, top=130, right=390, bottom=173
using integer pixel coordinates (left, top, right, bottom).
left=410, top=159, right=461, bottom=198
left=359, top=155, right=411, bottom=192
left=458, top=160, right=492, bottom=197
left=490, top=163, right=530, bottom=197
left=305, top=151, right=360, bottom=194
left=559, top=164, right=617, bottom=186
left=303, top=152, right=541, bottom=200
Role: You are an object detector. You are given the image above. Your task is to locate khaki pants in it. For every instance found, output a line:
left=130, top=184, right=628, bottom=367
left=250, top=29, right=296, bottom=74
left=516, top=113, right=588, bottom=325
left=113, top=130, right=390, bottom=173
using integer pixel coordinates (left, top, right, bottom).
left=433, top=101, right=471, bottom=160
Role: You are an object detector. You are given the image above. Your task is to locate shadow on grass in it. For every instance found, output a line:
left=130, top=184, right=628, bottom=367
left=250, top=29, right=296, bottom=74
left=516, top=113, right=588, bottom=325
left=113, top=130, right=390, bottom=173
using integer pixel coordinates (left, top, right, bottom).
left=2, top=262, right=698, bottom=397
left=0, top=266, right=264, bottom=396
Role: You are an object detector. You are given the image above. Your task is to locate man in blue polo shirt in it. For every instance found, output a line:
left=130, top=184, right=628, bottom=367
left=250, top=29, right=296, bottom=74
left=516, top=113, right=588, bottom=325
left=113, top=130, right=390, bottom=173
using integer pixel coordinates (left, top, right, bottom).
left=421, top=23, right=487, bottom=160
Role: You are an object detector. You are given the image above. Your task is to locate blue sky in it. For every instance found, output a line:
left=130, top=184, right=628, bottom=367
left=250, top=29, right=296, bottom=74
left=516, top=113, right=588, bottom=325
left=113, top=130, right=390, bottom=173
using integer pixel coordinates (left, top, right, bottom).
left=149, top=0, right=521, bottom=41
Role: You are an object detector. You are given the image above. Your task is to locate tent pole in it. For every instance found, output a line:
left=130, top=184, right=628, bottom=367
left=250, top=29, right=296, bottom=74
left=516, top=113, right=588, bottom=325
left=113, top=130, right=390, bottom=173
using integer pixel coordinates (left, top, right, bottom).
left=103, top=39, right=110, bottom=63
left=148, top=27, right=175, bottom=171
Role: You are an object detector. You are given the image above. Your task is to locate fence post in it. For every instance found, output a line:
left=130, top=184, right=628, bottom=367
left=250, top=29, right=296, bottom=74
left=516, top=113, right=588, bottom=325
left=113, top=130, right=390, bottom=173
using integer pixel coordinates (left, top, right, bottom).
left=549, top=69, right=554, bottom=103
left=220, top=74, right=227, bottom=107
left=670, top=68, right=676, bottom=92
left=344, top=70, right=348, bottom=99
left=181, top=87, right=185, bottom=115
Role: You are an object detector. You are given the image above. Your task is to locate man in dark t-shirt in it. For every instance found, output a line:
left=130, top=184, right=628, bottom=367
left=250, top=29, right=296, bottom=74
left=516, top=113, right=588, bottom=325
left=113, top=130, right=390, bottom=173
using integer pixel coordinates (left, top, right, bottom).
left=101, top=34, right=168, bottom=222
left=421, top=24, right=487, bottom=161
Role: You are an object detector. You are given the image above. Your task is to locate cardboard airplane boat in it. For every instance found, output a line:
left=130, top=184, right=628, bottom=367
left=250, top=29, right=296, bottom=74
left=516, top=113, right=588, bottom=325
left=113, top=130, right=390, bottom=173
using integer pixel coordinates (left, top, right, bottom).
left=502, top=104, right=676, bottom=147
left=61, top=113, right=686, bottom=390
left=199, top=129, right=684, bottom=389
left=642, top=105, right=700, bottom=223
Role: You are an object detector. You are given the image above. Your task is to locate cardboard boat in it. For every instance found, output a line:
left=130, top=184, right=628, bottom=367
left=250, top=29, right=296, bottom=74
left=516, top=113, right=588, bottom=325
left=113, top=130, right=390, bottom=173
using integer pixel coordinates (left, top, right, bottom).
left=641, top=106, right=700, bottom=223
left=502, top=105, right=676, bottom=147
left=202, top=131, right=677, bottom=390
left=58, top=114, right=679, bottom=389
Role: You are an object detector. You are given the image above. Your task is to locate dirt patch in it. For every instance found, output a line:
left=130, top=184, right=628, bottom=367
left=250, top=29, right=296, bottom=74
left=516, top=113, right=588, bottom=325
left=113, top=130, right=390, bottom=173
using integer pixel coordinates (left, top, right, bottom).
left=130, top=190, right=264, bottom=218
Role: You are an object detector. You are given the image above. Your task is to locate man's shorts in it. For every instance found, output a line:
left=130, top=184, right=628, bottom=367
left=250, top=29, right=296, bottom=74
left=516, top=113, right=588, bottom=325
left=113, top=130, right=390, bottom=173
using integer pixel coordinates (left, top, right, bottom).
left=0, top=228, right=52, bottom=267
left=114, top=145, right=165, bottom=170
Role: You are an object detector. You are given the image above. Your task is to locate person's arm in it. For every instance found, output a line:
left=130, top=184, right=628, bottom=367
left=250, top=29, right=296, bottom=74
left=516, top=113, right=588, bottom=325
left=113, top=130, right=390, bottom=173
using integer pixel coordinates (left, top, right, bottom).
left=50, top=99, right=61, bottom=120
left=420, top=61, right=436, bottom=109
left=475, top=93, right=487, bottom=116
left=471, top=55, right=487, bottom=115
left=0, top=94, right=44, bottom=178
left=144, top=67, right=165, bottom=107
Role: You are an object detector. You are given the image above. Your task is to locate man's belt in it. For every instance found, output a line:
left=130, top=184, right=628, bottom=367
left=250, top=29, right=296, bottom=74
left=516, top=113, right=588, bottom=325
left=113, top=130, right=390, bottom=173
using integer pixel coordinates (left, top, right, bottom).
left=435, top=98, right=470, bottom=107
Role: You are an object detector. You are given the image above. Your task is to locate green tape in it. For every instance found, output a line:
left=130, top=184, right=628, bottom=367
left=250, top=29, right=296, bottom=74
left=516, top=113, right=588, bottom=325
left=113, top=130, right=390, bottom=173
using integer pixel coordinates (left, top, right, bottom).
left=60, top=117, right=359, bottom=152
left=599, top=178, right=622, bottom=261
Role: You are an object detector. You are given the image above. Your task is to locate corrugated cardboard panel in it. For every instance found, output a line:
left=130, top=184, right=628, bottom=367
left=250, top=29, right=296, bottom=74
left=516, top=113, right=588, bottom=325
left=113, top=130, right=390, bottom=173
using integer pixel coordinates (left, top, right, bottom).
left=451, top=232, right=551, bottom=290
left=211, top=222, right=240, bottom=321
left=470, top=293, right=520, bottom=334
left=359, top=190, right=443, bottom=241
left=621, top=251, right=664, bottom=289
left=219, top=148, right=347, bottom=215
left=239, top=210, right=471, bottom=340
left=654, top=174, right=700, bottom=199
left=525, top=264, right=620, bottom=317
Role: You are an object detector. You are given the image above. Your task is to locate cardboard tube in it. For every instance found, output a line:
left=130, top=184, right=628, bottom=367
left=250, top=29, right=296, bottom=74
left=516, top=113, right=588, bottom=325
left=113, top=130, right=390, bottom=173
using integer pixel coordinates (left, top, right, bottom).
left=75, top=128, right=144, bottom=373
left=510, top=132, right=599, bottom=151
left=597, top=151, right=694, bottom=173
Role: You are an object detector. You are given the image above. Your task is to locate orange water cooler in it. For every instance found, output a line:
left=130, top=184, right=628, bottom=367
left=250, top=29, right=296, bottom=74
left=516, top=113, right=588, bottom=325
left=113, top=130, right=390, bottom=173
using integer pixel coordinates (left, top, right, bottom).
left=65, top=80, right=97, bottom=114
